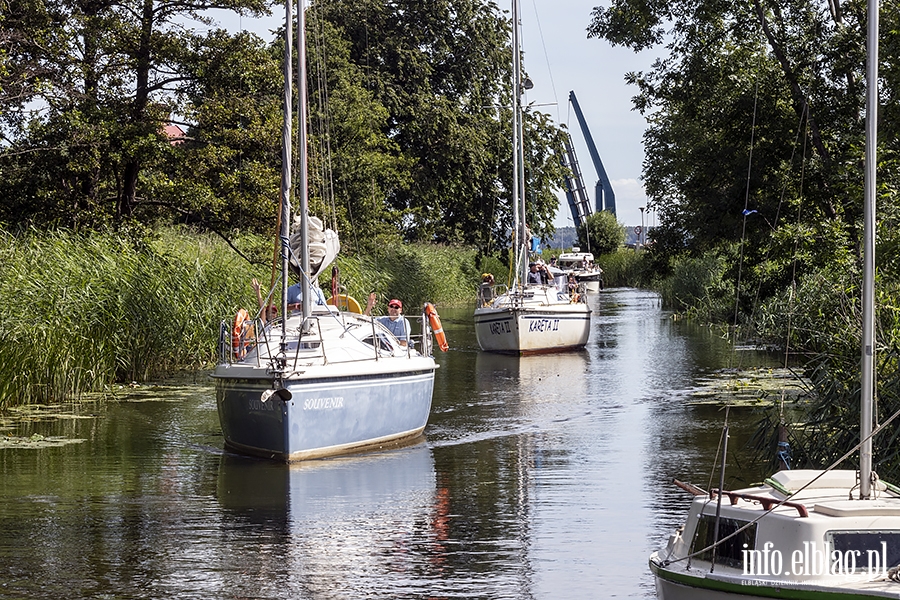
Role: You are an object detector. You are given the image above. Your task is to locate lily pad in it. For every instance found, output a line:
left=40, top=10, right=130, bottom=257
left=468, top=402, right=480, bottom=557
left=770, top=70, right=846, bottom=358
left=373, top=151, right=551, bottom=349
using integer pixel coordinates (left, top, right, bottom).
left=687, top=367, right=809, bottom=406
left=0, top=435, right=87, bottom=449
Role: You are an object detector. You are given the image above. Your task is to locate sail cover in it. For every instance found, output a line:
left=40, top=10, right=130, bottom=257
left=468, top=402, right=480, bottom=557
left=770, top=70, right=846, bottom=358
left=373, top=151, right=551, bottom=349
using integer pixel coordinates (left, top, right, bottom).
left=289, top=216, right=340, bottom=279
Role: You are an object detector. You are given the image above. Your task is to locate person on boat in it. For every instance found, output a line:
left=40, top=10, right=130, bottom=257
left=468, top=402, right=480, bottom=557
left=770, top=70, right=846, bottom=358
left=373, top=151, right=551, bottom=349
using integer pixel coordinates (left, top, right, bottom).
left=479, top=273, right=495, bottom=306
left=286, top=281, right=327, bottom=311
left=364, top=294, right=412, bottom=347
left=527, top=261, right=551, bottom=285
left=567, top=273, right=578, bottom=297
left=251, top=278, right=278, bottom=323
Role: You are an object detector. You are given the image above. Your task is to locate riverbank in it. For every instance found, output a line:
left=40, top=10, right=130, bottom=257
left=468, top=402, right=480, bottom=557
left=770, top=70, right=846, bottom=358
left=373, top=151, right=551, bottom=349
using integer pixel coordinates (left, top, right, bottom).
left=0, top=227, right=489, bottom=407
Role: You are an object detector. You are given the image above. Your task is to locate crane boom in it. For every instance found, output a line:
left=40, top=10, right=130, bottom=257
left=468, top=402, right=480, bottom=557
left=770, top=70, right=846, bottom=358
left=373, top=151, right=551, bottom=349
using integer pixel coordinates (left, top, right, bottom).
left=561, top=132, right=592, bottom=228
left=569, top=91, right=616, bottom=215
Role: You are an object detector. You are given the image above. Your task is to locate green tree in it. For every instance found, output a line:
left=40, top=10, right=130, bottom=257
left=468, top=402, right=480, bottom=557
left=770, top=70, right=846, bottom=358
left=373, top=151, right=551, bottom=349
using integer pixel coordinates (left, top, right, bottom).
left=309, top=0, right=566, bottom=252
left=577, top=210, right=624, bottom=256
left=0, top=0, right=571, bottom=257
left=0, top=0, right=271, bottom=230
left=587, top=0, right=893, bottom=288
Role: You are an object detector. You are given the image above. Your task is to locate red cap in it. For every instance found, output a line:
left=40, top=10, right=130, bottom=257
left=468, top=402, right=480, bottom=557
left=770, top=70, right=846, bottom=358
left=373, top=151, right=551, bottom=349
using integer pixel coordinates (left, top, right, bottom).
left=388, top=299, right=402, bottom=309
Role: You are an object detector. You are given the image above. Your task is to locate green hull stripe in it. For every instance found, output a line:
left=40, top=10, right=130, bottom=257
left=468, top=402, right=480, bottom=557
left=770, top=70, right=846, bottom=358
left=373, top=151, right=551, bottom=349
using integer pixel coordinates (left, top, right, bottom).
left=651, top=562, right=892, bottom=599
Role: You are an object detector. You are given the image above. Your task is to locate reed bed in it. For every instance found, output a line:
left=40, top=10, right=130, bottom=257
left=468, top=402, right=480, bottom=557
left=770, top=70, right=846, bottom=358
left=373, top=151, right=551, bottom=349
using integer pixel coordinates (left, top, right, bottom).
left=595, top=248, right=651, bottom=289
left=0, top=229, right=485, bottom=407
left=327, top=244, right=484, bottom=312
left=0, top=229, right=248, bottom=407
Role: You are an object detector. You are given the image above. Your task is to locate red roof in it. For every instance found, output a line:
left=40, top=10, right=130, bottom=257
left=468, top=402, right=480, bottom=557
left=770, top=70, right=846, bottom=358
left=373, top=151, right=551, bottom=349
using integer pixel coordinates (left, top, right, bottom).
left=163, top=124, right=185, bottom=145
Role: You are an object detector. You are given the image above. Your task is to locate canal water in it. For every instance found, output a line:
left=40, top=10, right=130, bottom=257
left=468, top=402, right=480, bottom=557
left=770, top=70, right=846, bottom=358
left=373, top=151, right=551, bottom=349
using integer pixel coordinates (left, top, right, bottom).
left=0, top=288, right=787, bottom=599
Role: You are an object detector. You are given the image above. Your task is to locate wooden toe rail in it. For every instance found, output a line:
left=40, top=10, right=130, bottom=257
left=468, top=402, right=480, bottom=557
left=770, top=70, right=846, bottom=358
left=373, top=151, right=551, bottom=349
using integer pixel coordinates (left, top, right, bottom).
left=710, top=489, right=809, bottom=518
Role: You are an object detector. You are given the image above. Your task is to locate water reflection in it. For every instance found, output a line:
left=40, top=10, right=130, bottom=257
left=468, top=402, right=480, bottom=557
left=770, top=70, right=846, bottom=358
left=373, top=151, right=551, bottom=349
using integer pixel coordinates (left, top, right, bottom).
left=0, top=288, right=795, bottom=599
left=215, top=443, right=441, bottom=598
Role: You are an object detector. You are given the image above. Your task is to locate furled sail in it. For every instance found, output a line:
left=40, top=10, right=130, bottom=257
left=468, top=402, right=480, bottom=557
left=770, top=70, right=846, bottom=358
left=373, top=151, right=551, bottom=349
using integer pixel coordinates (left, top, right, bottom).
left=289, top=216, right=340, bottom=279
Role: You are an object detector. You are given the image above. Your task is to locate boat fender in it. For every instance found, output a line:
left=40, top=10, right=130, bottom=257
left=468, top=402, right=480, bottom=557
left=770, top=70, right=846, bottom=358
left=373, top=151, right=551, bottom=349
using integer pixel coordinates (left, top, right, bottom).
left=326, top=293, right=362, bottom=313
left=232, top=308, right=252, bottom=359
left=424, top=303, right=449, bottom=352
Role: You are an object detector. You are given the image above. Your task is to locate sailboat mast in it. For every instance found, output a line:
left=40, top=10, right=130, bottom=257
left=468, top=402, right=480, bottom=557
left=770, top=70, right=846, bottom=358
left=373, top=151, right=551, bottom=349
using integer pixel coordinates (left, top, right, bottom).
left=860, top=0, right=878, bottom=499
left=517, top=58, right=528, bottom=286
left=297, top=0, right=311, bottom=322
left=511, top=0, right=529, bottom=285
left=280, top=0, right=293, bottom=348
left=510, top=0, right=521, bottom=286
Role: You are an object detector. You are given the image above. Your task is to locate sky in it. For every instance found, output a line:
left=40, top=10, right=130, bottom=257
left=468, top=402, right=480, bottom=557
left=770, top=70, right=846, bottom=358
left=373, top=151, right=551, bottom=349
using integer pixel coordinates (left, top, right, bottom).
left=516, top=0, right=656, bottom=230
left=205, top=0, right=657, bottom=230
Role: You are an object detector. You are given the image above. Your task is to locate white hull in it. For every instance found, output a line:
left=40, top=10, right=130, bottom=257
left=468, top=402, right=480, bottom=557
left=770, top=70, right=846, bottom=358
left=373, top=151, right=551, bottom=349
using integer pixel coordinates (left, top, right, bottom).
left=576, top=273, right=602, bottom=292
left=651, top=470, right=900, bottom=599
left=214, top=307, right=436, bottom=461
left=473, top=285, right=591, bottom=354
left=558, top=251, right=602, bottom=292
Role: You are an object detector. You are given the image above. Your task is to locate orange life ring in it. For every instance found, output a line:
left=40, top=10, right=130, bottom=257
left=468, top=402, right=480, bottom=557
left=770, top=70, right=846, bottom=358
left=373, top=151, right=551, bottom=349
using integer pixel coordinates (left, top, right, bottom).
left=232, top=308, right=252, bottom=359
left=424, top=303, right=449, bottom=352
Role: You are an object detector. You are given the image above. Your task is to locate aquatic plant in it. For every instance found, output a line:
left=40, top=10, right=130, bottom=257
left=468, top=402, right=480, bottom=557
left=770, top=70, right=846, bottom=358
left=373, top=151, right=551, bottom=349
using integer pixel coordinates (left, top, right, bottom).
left=0, top=228, right=248, bottom=407
left=0, top=229, right=485, bottom=406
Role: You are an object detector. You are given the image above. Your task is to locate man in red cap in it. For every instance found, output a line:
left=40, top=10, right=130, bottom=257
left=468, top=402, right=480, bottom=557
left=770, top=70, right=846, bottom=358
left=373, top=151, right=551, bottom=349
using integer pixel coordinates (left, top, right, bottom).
left=365, top=293, right=412, bottom=347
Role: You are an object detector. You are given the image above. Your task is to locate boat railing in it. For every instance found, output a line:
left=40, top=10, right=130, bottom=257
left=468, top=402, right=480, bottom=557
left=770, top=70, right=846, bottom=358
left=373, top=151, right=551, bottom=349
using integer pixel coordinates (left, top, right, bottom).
left=219, top=307, right=436, bottom=368
left=218, top=317, right=267, bottom=364
left=476, top=283, right=508, bottom=308
left=709, top=488, right=809, bottom=518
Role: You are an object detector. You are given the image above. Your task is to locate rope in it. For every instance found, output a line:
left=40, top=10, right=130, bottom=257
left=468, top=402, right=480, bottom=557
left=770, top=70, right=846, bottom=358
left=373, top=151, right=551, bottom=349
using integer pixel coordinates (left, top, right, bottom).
left=662, top=402, right=900, bottom=568
left=526, top=0, right=561, bottom=126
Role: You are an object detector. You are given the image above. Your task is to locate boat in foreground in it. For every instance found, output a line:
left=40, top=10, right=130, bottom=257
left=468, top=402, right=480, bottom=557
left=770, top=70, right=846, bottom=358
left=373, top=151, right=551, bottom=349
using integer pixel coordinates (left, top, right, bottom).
left=213, top=305, right=436, bottom=461
left=651, top=1, right=889, bottom=596
left=213, top=0, right=437, bottom=461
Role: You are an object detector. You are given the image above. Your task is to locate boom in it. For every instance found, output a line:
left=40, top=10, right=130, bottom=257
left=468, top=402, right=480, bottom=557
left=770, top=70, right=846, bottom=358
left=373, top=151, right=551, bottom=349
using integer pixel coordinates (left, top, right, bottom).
left=569, top=91, right=616, bottom=216
left=561, top=132, right=592, bottom=228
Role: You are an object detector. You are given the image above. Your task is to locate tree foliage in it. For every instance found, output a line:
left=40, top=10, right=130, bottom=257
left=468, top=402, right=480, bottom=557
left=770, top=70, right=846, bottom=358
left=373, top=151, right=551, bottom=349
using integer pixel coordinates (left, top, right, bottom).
left=0, top=0, right=272, bottom=230
left=576, top=209, right=624, bottom=256
left=589, top=0, right=900, bottom=289
left=0, top=0, right=570, bottom=258
left=588, top=0, right=900, bottom=475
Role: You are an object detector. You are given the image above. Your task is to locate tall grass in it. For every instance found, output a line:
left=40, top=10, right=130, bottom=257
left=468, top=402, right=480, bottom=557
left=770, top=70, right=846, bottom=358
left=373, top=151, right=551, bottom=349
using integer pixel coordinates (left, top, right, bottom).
left=325, top=244, right=485, bottom=311
left=0, top=229, right=486, bottom=406
left=595, top=249, right=649, bottom=288
left=0, top=228, right=249, bottom=407
left=654, top=252, right=735, bottom=320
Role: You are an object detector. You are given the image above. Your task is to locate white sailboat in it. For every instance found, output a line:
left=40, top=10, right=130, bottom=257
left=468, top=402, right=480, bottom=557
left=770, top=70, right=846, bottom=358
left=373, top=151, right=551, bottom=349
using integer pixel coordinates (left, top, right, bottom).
left=649, top=2, right=900, bottom=597
left=557, top=249, right=603, bottom=293
left=212, top=0, right=438, bottom=462
left=473, top=0, right=591, bottom=355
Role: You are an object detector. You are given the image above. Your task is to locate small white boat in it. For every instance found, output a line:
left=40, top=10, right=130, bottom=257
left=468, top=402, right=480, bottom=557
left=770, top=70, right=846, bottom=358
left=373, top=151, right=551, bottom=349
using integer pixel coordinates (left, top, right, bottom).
left=213, top=304, right=437, bottom=461
left=651, top=471, right=900, bottom=599
left=212, top=0, right=438, bottom=462
left=651, top=2, right=892, bottom=596
left=557, top=249, right=603, bottom=292
left=473, top=0, right=591, bottom=355
left=474, top=282, right=590, bottom=354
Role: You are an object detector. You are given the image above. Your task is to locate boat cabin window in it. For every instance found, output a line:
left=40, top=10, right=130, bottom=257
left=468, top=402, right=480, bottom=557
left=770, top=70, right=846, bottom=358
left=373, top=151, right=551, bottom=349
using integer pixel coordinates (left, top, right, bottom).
left=285, top=340, right=321, bottom=352
left=361, top=333, right=395, bottom=352
left=828, top=531, right=900, bottom=573
left=690, top=515, right=757, bottom=569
